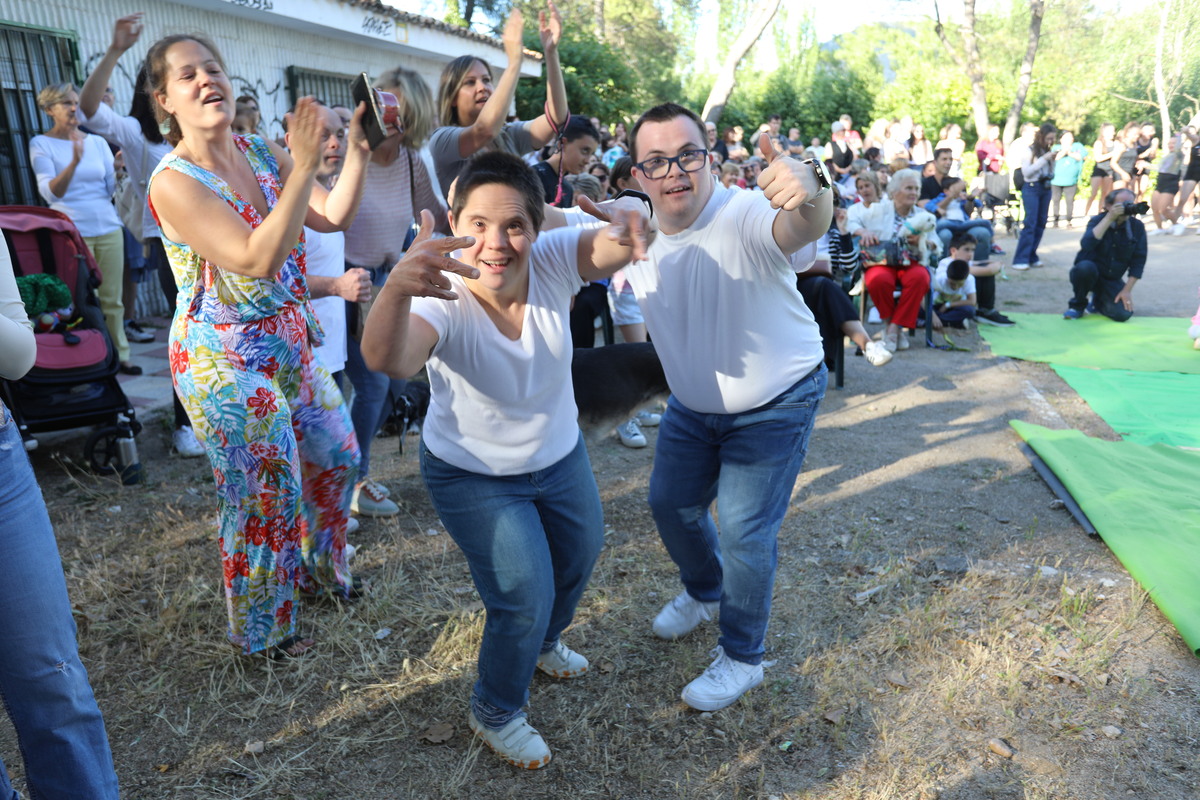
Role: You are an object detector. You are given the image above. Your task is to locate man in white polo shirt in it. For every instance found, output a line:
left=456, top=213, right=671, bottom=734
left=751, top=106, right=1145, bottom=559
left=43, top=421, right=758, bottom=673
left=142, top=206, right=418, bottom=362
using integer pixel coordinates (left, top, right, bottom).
left=621, top=103, right=831, bottom=711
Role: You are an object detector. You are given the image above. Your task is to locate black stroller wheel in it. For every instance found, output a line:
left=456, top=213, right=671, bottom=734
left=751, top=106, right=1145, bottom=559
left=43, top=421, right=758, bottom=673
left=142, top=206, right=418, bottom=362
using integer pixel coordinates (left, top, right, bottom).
left=84, top=426, right=122, bottom=476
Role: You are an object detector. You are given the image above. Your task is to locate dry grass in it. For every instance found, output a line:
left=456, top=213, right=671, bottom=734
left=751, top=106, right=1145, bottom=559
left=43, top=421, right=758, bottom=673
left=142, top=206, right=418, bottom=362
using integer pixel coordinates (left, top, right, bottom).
left=4, top=346, right=1200, bottom=799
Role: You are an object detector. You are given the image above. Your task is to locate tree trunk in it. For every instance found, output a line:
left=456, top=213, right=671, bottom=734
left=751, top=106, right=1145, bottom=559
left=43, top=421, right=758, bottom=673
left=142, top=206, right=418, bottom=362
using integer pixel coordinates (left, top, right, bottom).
left=462, top=0, right=477, bottom=27
left=934, top=0, right=989, bottom=135
left=701, top=0, right=783, bottom=125
left=1002, top=0, right=1045, bottom=146
left=594, top=0, right=605, bottom=40
left=1153, top=0, right=1172, bottom=137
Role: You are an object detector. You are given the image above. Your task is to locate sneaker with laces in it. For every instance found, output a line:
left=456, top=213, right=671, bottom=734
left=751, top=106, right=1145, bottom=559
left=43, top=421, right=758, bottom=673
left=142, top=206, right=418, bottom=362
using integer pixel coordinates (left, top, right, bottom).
left=680, top=646, right=765, bottom=711
left=1063, top=307, right=1084, bottom=320
left=616, top=419, right=647, bottom=448
left=469, top=712, right=552, bottom=769
left=863, top=340, right=892, bottom=366
left=172, top=425, right=205, bottom=458
left=124, top=319, right=155, bottom=343
left=351, top=480, right=399, bottom=517
left=536, top=641, right=589, bottom=678
left=634, top=410, right=661, bottom=427
left=653, top=590, right=719, bottom=640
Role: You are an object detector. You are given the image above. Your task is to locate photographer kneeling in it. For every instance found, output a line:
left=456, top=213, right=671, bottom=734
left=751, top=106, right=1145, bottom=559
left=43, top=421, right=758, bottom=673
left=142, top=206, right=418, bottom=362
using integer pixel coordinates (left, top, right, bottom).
left=1064, top=189, right=1147, bottom=322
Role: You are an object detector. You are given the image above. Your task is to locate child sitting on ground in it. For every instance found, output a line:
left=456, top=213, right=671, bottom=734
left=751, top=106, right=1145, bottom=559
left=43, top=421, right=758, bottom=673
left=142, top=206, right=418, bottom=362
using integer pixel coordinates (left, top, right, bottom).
left=931, top=259, right=977, bottom=330
left=940, top=231, right=1015, bottom=326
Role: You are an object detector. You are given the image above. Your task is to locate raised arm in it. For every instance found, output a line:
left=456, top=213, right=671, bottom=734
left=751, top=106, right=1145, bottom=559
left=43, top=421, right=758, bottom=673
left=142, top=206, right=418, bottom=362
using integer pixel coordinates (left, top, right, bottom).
left=755, top=133, right=833, bottom=255
left=523, top=2, right=569, bottom=149
left=80, top=13, right=143, bottom=118
left=574, top=196, right=656, bottom=280
left=290, top=103, right=371, bottom=232
left=455, top=10, right=526, bottom=158
left=150, top=99, right=325, bottom=279
left=361, top=211, right=478, bottom=378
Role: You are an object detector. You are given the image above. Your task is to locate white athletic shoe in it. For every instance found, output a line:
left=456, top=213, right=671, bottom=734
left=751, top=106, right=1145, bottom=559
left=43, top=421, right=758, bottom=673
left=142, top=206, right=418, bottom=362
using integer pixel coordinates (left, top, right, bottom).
left=468, top=712, right=552, bottom=770
left=653, top=591, right=719, bottom=640
left=680, top=646, right=765, bottom=711
left=1010, top=262, right=1030, bottom=271
left=172, top=426, right=205, bottom=458
left=536, top=641, right=589, bottom=678
left=617, top=419, right=647, bottom=448
left=863, top=340, right=893, bottom=366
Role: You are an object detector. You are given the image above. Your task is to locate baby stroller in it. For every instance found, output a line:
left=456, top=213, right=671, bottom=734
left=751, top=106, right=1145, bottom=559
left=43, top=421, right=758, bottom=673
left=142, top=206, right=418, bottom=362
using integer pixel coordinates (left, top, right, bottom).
left=982, top=171, right=1021, bottom=236
left=0, top=206, right=143, bottom=484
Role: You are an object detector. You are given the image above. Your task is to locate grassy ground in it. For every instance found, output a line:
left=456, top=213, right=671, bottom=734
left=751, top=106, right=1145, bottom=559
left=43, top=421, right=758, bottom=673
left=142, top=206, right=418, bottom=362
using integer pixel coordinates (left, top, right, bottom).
left=4, top=224, right=1199, bottom=799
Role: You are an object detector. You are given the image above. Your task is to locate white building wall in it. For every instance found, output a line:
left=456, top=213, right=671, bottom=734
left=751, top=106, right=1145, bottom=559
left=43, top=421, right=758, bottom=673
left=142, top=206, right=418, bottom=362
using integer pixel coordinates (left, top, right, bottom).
left=0, top=0, right=538, bottom=139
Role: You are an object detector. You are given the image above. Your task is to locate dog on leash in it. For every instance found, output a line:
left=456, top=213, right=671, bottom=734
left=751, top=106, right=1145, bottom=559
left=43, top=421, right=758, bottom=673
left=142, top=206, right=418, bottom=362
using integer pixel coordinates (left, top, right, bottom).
left=572, top=342, right=669, bottom=443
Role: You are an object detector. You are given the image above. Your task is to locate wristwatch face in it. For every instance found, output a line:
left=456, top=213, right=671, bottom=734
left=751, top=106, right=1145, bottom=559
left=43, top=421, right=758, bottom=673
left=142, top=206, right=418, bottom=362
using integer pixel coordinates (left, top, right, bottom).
left=806, top=158, right=832, bottom=189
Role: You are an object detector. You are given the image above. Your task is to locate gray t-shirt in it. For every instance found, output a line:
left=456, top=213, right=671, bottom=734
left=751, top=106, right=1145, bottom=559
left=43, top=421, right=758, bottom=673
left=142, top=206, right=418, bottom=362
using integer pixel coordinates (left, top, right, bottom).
left=428, top=120, right=535, bottom=199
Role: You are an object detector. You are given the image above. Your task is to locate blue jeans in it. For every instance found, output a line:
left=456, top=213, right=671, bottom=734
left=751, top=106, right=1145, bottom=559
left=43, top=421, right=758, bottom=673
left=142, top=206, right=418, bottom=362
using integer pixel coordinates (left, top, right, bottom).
left=648, top=366, right=826, bottom=666
left=935, top=219, right=992, bottom=261
left=420, top=433, right=603, bottom=728
left=344, top=334, right=406, bottom=482
left=0, top=409, right=119, bottom=799
left=1014, top=181, right=1051, bottom=264
left=1068, top=260, right=1133, bottom=321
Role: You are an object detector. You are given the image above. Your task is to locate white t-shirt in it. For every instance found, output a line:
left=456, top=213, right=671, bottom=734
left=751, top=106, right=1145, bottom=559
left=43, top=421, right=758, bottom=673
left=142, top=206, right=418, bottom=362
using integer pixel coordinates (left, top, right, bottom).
left=412, top=227, right=583, bottom=476
left=77, top=102, right=172, bottom=240
left=933, top=258, right=977, bottom=305
left=29, top=134, right=121, bottom=238
left=623, top=183, right=823, bottom=414
left=304, top=227, right=347, bottom=375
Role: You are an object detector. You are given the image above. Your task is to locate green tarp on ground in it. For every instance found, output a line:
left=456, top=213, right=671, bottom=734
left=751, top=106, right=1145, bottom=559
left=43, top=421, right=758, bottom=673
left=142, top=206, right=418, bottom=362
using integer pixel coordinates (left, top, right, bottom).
left=981, top=313, right=1200, bottom=374
left=1011, top=421, right=1200, bottom=656
left=1052, top=366, right=1200, bottom=449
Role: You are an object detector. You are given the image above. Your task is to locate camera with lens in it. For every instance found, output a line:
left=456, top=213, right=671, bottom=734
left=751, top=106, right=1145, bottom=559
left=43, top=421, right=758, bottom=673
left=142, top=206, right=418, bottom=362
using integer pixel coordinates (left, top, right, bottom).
left=1120, top=201, right=1149, bottom=216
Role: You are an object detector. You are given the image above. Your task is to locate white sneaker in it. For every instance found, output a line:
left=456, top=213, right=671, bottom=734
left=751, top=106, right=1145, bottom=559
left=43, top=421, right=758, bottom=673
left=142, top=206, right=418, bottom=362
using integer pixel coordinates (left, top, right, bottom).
left=1172, top=222, right=1188, bottom=236
left=863, top=340, right=892, bottom=366
left=536, top=641, right=589, bottom=678
left=680, top=646, right=765, bottom=711
left=1010, top=262, right=1030, bottom=271
left=468, top=712, right=551, bottom=770
left=653, top=591, right=719, bottom=640
left=351, top=480, right=399, bottom=517
left=172, top=426, right=205, bottom=458
left=896, top=331, right=910, bottom=350
left=881, top=331, right=899, bottom=353
left=616, top=419, right=647, bottom=448
left=634, top=410, right=661, bottom=427
left=345, top=517, right=360, bottom=536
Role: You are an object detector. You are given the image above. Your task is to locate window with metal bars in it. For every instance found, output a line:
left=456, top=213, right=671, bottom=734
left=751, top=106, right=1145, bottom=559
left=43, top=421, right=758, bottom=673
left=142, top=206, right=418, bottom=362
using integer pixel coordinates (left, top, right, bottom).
left=0, top=22, right=80, bottom=206
left=285, top=65, right=357, bottom=111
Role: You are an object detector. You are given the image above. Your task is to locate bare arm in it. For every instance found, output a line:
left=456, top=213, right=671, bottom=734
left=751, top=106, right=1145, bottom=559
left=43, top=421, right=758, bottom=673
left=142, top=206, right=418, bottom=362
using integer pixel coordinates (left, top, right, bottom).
left=289, top=104, right=371, bottom=232
left=308, top=267, right=371, bottom=302
left=80, top=14, right=143, bottom=118
left=574, top=196, right=655, bottom=281
left=150, top=100, right=328, bottom=279
left=360, top=211, right=478, bottom=378
left=755, top=134, right=833, bottom=255
left=524, top=3, right=569, bottom=148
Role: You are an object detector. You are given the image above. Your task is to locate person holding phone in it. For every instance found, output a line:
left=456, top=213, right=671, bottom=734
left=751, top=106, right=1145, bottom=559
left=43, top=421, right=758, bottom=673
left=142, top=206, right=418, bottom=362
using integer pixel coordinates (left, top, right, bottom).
left=145, top=32, right=371, bottom=658
left=428, top=2, right=568, bottom=199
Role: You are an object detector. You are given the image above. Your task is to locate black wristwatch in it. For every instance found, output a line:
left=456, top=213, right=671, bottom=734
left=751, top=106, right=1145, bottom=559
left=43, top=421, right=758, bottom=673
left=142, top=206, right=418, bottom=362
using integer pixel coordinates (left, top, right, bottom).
left=613, top=189, right=653, bottom=217
left=801, top=158, right=832, bottom=202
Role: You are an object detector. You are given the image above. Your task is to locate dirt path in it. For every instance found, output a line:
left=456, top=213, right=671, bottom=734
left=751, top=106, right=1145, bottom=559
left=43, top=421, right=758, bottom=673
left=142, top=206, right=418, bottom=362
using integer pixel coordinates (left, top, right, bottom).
left=4, top=221, right=1198, bottom=799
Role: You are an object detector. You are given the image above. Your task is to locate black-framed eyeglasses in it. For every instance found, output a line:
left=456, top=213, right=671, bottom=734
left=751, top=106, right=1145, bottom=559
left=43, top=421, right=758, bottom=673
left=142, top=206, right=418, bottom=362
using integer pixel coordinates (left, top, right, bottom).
left=635, top=149, right=709, bottom=180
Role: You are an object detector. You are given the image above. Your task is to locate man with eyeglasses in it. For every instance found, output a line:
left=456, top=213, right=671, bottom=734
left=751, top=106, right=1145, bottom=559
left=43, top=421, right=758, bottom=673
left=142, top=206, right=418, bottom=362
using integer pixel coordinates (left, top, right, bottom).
left=620, top=103, right=831, bottom=711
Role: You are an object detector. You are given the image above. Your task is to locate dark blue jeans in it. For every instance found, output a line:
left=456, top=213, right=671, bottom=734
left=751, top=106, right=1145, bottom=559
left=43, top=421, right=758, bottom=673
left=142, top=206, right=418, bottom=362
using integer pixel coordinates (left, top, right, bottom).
left=648, top=366, right=826, bottom=666
left=0, top=408, right=120, bottom=799
left=420, top=434, right=603, bottom=729
left=1068, top=261, right=1133, bottom=321
left=935, top=219, right=993, bottom=261
left=1014, top=181, right=1051, bottom=264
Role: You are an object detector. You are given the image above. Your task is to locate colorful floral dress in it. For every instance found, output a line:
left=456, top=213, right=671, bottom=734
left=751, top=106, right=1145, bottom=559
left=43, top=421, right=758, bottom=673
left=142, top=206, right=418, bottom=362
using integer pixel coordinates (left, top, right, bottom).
left=149, top=134, right=359, bottom=654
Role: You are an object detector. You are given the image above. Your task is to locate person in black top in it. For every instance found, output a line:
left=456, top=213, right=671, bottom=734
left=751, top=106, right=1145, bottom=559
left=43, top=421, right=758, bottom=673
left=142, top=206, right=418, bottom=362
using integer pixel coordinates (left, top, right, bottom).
left=533, top=115, right=599, bottom=208
left=1065, top=188, right=1148, bottom=321
left=920, top=148, right=954, bottom=200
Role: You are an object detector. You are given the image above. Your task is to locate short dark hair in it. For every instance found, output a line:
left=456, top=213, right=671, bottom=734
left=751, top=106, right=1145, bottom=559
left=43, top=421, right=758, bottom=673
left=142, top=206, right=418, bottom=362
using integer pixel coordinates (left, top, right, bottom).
left=941, top=175, right=964, bottom=191
left=948, top=231, right=977, bottom=251
left=946, top=259, right=970, bottom=281
left=933, top=147, right=953, bottom=161
left=562, top=114, right=600, bottom=144
left=1105, top=188, right=1135, bottom=207
left=768, top=114, right=781, bottom=123
left=629, top=102, right=707, bottom=163
left=451, top=151, right=545, bottom=231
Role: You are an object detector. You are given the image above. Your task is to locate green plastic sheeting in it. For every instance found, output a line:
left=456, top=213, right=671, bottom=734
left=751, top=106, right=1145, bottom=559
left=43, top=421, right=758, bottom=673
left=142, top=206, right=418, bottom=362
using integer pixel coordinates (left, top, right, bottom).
left=1011, top=421, right=1200, bottom=656
left=980, top=313, right=1200, bottom=374
left=1052, top=366, right=1200, bottom=449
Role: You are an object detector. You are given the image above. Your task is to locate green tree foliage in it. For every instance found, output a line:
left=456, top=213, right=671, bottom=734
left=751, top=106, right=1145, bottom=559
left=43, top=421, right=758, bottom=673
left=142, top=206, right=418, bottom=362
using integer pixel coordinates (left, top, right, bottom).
left=513, top=29, right=640, bottom=124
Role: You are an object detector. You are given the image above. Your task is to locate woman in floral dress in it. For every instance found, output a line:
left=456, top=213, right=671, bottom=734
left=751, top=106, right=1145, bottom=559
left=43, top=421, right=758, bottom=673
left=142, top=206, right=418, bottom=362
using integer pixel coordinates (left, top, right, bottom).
left=145, top=33, right=369, bottom=657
